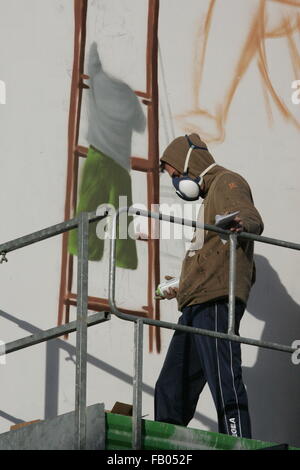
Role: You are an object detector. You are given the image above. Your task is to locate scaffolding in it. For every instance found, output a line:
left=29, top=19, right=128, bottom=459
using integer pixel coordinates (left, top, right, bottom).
left=0, top=208, right=299, bottom=449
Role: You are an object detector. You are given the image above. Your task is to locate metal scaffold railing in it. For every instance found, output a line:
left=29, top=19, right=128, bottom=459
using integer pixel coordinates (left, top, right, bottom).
left=0, top=211, right=110, bottom=450
left=0, top=207, right=299, bottom=450
left=108, top=207, right=300, bottom=450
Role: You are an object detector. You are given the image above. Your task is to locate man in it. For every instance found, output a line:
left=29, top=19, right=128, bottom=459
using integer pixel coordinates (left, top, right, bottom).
left=155, top=133, right=263, bottom=439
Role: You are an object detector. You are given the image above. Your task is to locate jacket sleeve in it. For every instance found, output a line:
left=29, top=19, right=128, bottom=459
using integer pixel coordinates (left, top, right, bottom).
left=213, top=173, right=264, bottom=235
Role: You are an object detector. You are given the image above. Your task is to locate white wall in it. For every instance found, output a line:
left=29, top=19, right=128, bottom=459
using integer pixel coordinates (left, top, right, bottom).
left=0, top=0, right=300, bottom=447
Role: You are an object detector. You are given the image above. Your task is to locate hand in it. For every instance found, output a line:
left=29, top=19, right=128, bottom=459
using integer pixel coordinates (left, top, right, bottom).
left=163, top=286, right=179, bottom=300
left=229, top=216, right=244, bottom=233
left=154, top=275, right=179, bottom=301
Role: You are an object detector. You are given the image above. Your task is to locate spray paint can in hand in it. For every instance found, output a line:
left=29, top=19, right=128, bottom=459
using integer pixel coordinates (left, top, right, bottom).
left=155, top=278, right=179, bottom=298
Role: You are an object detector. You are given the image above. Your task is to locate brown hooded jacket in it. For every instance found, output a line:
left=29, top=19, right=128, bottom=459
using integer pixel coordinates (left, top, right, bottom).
left=161, top=134, right=264, bottom=311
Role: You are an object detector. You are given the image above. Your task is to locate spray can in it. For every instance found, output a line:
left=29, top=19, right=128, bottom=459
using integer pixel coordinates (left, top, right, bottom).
left=155, top=278, right=179, bottom=298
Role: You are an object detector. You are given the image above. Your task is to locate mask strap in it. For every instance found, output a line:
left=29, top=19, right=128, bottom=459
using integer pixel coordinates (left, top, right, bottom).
left=183, top=146, right=195, bottom=174
left=185, top=134, right=208, bottom=151
left=199, top=162, right=217, bottom=179
left=184, top=135, right=210, bottom=174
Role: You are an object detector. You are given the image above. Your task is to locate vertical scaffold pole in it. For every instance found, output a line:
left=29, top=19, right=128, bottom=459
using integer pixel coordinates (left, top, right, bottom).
left=228, top=233, right=237, bottom=335
left=75, top=212, right=89, bottom=450
left=132, top=319, right=144, bottom=450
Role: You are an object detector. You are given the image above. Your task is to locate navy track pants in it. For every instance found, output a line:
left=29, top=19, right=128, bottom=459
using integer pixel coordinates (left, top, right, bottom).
left=154, top=300, right=252, bottom=438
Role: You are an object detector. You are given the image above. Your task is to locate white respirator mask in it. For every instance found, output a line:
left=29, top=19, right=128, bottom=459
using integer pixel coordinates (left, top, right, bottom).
left=171, top=135, right=217, bottom=201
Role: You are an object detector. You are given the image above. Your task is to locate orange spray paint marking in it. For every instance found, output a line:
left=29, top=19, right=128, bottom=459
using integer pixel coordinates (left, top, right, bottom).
left=177, top=0, right=300, bottom=143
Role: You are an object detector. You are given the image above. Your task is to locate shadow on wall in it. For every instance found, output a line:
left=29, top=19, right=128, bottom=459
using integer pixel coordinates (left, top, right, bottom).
left=244, top=254, right=300, bottom=447
left=5, top=257, right=300, bottom=442
left=0, top=308, right=216, bottom=432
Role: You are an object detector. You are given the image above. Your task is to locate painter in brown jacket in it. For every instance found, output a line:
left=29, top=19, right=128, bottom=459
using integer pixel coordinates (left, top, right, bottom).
left=154, top=133, right=263, bottom=439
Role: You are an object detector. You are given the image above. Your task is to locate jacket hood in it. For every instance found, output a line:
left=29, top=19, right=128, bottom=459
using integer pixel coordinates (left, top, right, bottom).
left=160, top=133, right=226, bottom=196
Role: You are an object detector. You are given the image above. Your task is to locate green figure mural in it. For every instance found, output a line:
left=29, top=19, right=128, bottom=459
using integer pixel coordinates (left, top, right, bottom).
left=68, top=42, right=146, bottom=269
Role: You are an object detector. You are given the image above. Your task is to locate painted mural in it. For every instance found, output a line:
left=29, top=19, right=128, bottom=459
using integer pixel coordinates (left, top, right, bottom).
left=68, top=42, right=145, bottom=269
left=59, top=0, right=161, bottom=354
left=0, top=0, right=300, bottom=447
